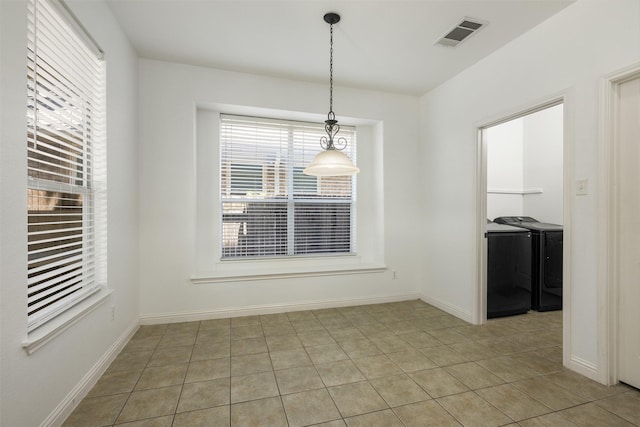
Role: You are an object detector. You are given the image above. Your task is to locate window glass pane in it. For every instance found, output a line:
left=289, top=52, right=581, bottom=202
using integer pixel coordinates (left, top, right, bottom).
left=319, top=175, right=352, bottom=198
left=221, top=201, right=288, bottom=257
left=294, top=202, right=352, bottom=254
left=27, top=189, right=84, bottom=317
left=27, top=128, right=85, bottom=185
left=230, top=163, right=263, bottom=195
left=293, top=167, right=317, bottom=196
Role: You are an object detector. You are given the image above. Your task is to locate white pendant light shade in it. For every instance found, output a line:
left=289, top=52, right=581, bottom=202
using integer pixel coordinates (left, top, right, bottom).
left=303, top=149, right=360, bottom=176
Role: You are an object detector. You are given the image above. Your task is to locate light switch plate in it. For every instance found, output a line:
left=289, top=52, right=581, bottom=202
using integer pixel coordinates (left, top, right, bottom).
left=576, top=178, right=588, bottom=195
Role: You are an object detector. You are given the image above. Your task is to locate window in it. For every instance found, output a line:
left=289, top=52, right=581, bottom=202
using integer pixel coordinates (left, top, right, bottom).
left=26, top=0, right=105, bottom=332
left=220, top=115, right=356, bottom=259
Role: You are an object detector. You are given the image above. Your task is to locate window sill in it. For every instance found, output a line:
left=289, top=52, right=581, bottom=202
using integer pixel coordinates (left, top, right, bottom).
left=22, top=289, right=113, bottom=355
left=191, top=265, right=387, bottom=284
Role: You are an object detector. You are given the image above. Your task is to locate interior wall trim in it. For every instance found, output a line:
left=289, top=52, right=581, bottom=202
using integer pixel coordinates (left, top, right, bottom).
left=40, top=321, right=139, bottom=427
left=139, top=293, right=421, bottom=325
left=23, top=289, right=112, bottom=355
left=191, top=266, right=387, bottom=285
left=418, top=294, right=473, bottom=324
left=567, top=355, right=600, bottom=382
left=598, top=61, right=640, bottom=386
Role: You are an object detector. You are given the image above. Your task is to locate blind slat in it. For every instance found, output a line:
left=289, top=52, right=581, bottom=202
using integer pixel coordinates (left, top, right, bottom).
left=28, top=253, right=83, bottom=276
left=28, top=260, right=84, bottom=289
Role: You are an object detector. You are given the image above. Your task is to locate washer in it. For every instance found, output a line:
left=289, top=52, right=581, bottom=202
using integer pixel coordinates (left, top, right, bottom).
left=493, top=216, right=563, bottom=311
left=486, top=221, right=532, bottom=318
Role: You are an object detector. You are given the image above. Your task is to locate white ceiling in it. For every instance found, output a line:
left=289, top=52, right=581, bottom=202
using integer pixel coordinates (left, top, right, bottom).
left=106, top=0, right=574, bottom=96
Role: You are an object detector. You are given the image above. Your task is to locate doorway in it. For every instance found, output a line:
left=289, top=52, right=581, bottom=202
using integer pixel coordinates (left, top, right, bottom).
left=604, top=68, right=640, bottom=389
left=476, top=100, right=566, bottom=330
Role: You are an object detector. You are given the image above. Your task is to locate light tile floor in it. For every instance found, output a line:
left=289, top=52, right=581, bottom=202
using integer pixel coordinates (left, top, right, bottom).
left=63, top=300, right=640, bottom=426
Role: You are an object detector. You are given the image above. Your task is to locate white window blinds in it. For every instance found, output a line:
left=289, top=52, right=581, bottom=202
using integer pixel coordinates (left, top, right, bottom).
left=27, top=0, right=106, bottom=331
left=220, top=115, right=356, bottom=258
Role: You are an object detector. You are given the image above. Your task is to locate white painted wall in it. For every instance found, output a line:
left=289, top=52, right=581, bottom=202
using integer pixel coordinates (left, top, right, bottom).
left=138, top=59, right=422, bottom=321
left=486, top=118, right=524, bottom=220
left=419, top=0, right=640, bottom=382
left=523, top=104, right=564, bottom=225
left=486, top=104, right=563, bottom=224
left=0, top=1, right=139, bottom=425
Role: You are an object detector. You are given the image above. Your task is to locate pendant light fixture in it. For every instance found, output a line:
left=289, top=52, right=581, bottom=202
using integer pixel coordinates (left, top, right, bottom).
left=304, top=12, right=360, bottom=176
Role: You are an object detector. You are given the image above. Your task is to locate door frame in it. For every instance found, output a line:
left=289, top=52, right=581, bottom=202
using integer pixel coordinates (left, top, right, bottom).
left=599, top=62, right=640, bottom=386
left=475, top=93, right=573, bottom=369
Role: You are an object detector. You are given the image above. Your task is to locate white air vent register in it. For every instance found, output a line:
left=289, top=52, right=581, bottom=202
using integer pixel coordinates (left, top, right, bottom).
left=436, top=17, right=487, bottom=47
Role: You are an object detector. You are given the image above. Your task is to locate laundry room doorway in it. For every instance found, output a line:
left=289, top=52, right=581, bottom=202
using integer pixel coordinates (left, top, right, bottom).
left=476, top=100, right=567, bottom=337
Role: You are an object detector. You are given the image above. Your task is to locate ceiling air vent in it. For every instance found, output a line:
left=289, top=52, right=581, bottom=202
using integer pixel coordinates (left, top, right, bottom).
left=435, top=17, right=487, bottom=48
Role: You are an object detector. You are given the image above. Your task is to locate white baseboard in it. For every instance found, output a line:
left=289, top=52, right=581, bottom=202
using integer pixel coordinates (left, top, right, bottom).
left=418, top=294, right=474, bottom=324
left=42, top=321, right=139, bottom=427
left=139, top=293, right=421, bottom=325
left=567, top=355, right=600, bottom=382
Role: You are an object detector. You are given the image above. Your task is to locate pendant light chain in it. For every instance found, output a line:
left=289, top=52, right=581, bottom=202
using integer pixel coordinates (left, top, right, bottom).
left=329, top=22, right=334, bottom=117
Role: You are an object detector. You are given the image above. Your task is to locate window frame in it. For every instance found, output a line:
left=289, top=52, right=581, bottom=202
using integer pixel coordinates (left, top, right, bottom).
left=25, top=0, right=107, bottom=334
left=219, top=114, right=357, bottom=261
left=192, top=108, right=385, bottom=284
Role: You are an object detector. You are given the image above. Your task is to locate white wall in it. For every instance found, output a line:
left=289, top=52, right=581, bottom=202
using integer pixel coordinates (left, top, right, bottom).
left=486, top=118, right=524, bottom=220
left=486, top=104, right=564, bottom=224
left=419, top=0, right=640, bottom=382
left=138, top=59, right=422, bottom=321
left=523, top=104, right=564, bottom=225
left=0, top=1, right=139, bottom=426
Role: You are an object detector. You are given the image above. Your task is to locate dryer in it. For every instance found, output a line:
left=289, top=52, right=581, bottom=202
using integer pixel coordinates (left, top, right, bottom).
left=486, top=221, right=532, bottom=318
left=493, top=216, right=563, bottom=312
